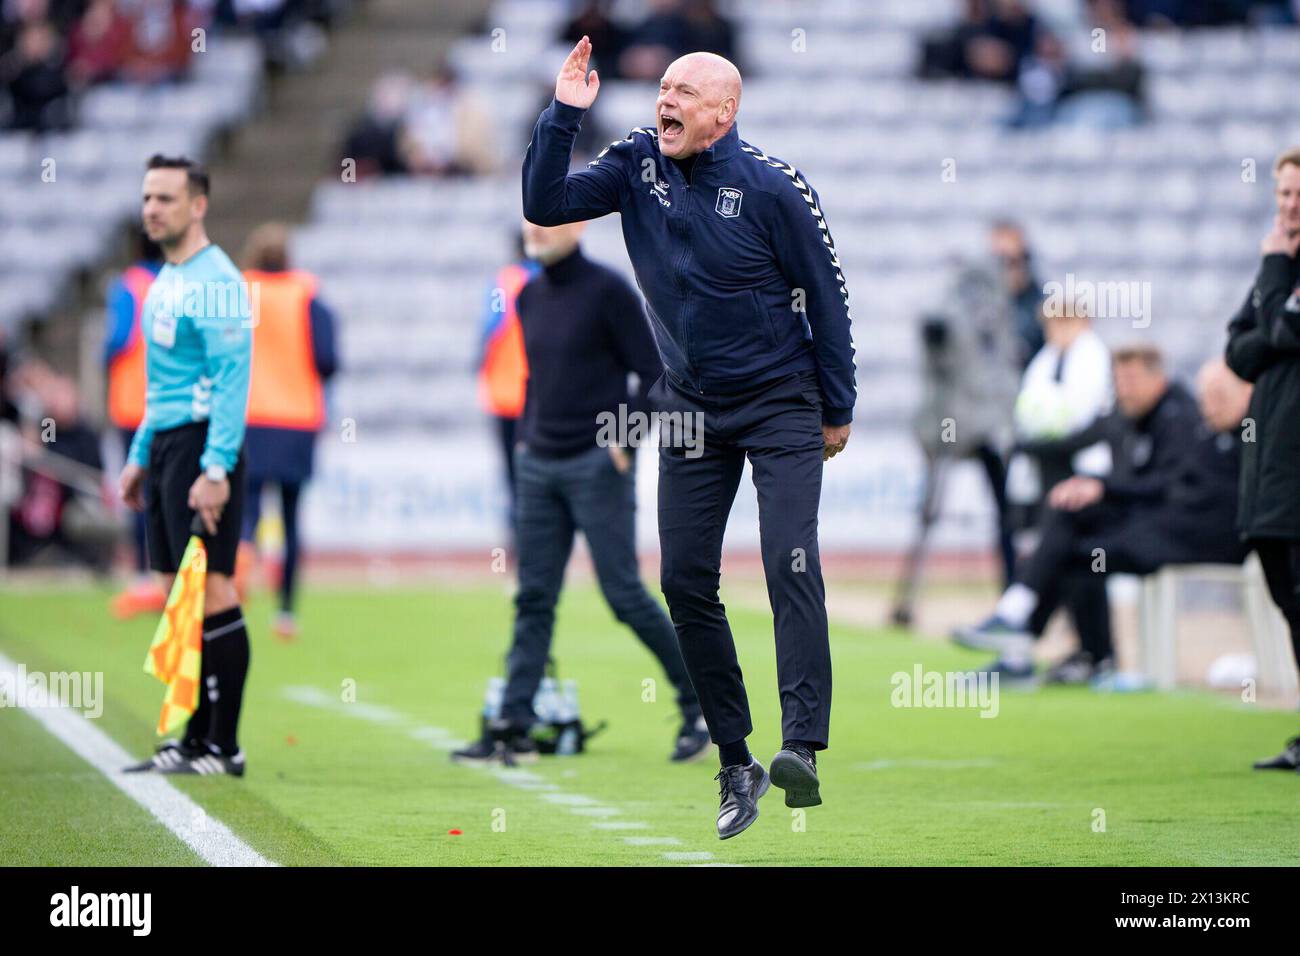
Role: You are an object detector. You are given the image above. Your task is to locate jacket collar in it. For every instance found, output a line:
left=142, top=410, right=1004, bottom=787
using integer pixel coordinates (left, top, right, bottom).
left=664, top=123, right=740, bottom=170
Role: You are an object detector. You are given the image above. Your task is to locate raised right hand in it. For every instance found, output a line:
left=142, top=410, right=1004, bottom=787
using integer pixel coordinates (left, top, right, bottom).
left=555, top=35, right=600, bottom=109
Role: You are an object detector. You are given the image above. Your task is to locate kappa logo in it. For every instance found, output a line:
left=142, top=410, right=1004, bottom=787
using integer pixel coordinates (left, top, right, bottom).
left=715, top=187, right=743, bottom=218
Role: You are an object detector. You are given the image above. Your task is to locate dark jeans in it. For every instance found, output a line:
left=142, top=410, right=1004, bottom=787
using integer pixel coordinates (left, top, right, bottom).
left=495, top=414, right=518, bottom=547
left=653, top=369, right=832, bottom=750
left=242, top=478, right=303, bottom=613
left=1252, top=538, right=1300, bottom=671
left=501, top=443, right=699, bottom=727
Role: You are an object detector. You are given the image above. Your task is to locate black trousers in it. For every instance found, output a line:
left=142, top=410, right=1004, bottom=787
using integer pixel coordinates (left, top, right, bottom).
left=973, top=442, right=1016, bottom=588
left=653, top=368, right=832, bottom=750
left=1019, top=503, right=1248, bottom=661
left=1251, top=538, right=1300, bottom=672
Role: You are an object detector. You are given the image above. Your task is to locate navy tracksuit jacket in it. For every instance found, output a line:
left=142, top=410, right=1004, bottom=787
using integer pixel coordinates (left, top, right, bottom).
left=522, top=99, right=851, bottom=750
left=522, top=99, right=857, bottom=424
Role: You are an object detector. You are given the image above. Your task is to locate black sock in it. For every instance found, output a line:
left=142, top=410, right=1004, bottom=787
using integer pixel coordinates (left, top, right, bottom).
left=719, top=739, right=751, bottom=768
left=199, top=607, right=250, bottom=755
left=184, top=691, right=211, bottom=749
left=783, top=738, right=819, bottom=760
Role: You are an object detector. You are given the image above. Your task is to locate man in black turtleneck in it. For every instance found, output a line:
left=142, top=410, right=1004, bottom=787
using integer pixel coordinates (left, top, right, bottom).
left=452, top=219, right=709, bottom=766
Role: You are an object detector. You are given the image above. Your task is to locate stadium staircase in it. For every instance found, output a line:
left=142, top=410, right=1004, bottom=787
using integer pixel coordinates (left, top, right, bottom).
left=203, top=0, right=489, bottom=254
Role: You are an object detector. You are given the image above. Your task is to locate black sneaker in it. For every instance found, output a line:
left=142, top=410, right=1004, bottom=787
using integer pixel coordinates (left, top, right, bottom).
left=123, top=739, right=204, bottom=773
left=1045, top=650, right=1098, bottom=685
left=1252, top=735, right=1300, bottom=771
left=951, top=614, right=1028, bottom=652
left=670, top=715, right=712, bottom=763
left=157, top=747, right=246, bottom=777
left=715, top=759, right=769, bottom=840
left=451, top=721, right=539, bottom=767
left=769, top=744, right=822, bottom=808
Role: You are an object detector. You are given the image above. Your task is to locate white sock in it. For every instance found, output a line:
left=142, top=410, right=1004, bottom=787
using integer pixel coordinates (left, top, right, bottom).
left=998, top=633, right=1035, bottom=667
left=994, top=583, right=1038, bottom=630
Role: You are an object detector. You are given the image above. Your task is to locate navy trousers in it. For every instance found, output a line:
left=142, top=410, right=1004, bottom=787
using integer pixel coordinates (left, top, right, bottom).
left=501, top=443, right=700, bottom=727
left=652, top=368, right=832, bottom=750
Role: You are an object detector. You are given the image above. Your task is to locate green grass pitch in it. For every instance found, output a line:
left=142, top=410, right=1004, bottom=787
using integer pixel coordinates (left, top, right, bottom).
left=2, top=581, right=1298, bottom=866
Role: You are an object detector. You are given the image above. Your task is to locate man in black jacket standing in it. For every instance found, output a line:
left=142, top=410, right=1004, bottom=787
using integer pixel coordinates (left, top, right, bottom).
left=452, top=219, right=707, bottom=767
left=1225, top=146, right=1300, bottom=774
left=523, top=38, right=856, bottom=838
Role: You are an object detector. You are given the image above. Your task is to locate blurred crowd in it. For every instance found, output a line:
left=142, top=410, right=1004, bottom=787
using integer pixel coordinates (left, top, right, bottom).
left=0, top=338, right=116, bottom=569
left=338, top=0, right=738, bottom=181
left=339, top=59, right=499, bottom=180
left=918, top=0, right=1297, bottom=129
left=1, top=0, right=356, bottom=132
left=558, top=0, right=735, bottom=82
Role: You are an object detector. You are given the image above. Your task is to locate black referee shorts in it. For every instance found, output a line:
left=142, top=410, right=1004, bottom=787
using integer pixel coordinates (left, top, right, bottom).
left=145, top=421, right=245, bottom=576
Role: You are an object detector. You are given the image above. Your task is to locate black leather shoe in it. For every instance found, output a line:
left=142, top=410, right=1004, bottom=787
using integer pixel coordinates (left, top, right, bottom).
left=1252, top=735, right=1300, bottom=771
left=770, top=744, right=822, bottom=807
left=715, top=760, right=769, bottom=840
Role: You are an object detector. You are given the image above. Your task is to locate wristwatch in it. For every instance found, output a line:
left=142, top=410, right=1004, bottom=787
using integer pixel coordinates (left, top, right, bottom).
left=204, top=464, right=227, bottom=483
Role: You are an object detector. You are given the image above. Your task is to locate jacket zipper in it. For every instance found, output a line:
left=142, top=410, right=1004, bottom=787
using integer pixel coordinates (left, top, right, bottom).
left=676, top=162, right=701, bottom=393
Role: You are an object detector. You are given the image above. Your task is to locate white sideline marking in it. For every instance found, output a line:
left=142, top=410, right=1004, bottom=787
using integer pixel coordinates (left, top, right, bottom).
left=280, top=684, right=722, bottom=864
left=540, top=793, right=599, bottom=806
left=1, top=652, right=274, bottom=867
left=408, top=726, right=462, bottom=749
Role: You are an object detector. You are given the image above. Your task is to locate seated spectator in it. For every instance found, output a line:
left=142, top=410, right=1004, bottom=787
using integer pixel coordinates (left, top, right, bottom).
left=918, top=0, right=1040, bottom=85
left=67, top=0, right=131, bottom=88
left=119, top=0, right=197, bottom=85
left=617, top=0, right=735, bottom=82
left=400, top=59, right=496, bottom=176
left=560, top=0, right=626, bottom=80
left=955, top=350, right=1251, bottom=684
left=1125, top=0, right=1294, bottom=26
left=2, top=20, right=70, bottom=131
left=6, top=372, right=112, bottom=570
left=1009, top=1, right=1145, bottom=129
left=1005, top=301, right=1114, bottom=530
left=1, top=0, right=82, bottom=60
left=0, top=339, right=18, bottom=425
left=340, top=72, right=412, bottom=179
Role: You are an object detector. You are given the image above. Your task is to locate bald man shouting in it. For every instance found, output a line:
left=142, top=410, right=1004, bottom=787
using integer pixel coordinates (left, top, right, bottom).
left=524, top=37, right=857, bottom=839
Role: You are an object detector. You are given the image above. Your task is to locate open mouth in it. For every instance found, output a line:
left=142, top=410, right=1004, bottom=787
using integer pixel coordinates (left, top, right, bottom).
left=660, top=116, right=684, bottom=140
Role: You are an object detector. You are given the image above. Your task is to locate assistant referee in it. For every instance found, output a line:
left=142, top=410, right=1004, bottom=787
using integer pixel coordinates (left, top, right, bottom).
left=524, top=38, right=857, bottom=839
left=120, top=155, right=253, bottom=777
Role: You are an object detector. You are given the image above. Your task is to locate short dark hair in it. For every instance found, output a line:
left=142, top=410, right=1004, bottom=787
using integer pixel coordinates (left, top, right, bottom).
left=1112, top=344, right=1164, bottom=372
left=146, top=154, right=210, bottom=197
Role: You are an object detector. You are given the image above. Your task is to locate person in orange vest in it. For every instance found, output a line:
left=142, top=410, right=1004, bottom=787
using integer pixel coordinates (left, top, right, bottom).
left=105, top=232, right=165, bottom=618
left=238, top=223, right=339, bottom=640
left=475, top=231, right=539, bottom=543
